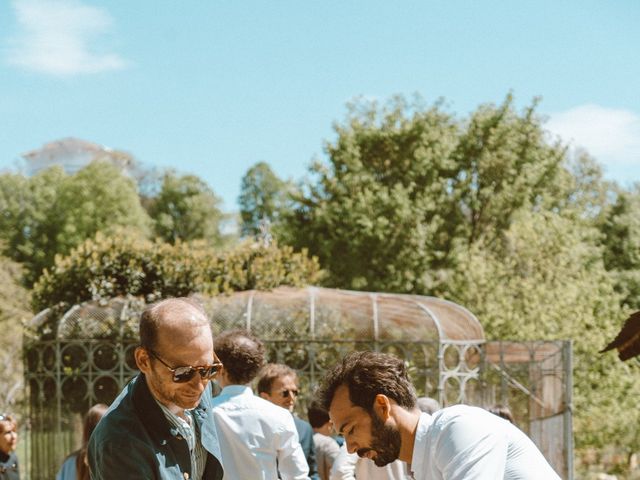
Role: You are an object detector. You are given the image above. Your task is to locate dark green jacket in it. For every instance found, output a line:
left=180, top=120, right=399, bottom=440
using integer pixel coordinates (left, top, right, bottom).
left=88, top=374, right=224, bottom=480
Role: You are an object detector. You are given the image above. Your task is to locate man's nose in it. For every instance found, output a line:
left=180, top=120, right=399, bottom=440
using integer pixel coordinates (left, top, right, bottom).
left=189, top=373, right=207, bottom=392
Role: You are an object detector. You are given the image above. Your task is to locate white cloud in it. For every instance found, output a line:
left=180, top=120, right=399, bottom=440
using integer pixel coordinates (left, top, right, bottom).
left=546, top=104, right=640, bottom=170
left=6, top=0, right=128, bottom=76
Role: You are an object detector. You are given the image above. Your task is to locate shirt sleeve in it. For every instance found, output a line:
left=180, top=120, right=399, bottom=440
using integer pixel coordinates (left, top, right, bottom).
left=329, top=445, right=357, bottom=480
left=326, top=439, right=341, bottom=472
left=277, top=416, right=311, bottom=480
left=301, top=424, right=319, bottom=480
left=433, top=414, right=508, bottom=480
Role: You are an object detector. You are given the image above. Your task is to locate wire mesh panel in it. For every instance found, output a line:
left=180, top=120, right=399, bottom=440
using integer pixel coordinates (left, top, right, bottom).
left=477, top=341, right=573, bottom=480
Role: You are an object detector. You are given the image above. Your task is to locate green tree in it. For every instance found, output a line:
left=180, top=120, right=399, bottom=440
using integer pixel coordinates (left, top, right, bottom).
left=32, top=230, right=322, bottom=316
left=0, top=253, right=31, bottom=409
left=444, top=210, right=640, bottom=452
left=53, top=160, right=152, bottom=256
left=147, top=171, right=225, bottom=246
left=238, top=162, right=292, bottom=237
left=449, top=96, right=568, bottom=244
left=0, top=167, right=65, bottom=284
left=0, top=161, right=151, bottom=285
left=281, top=95, right=574, bottom=292
left=597, top=185, right=640, bottom=310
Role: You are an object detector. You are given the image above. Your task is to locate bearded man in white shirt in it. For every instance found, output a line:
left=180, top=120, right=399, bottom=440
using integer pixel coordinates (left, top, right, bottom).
left=211, top=329, right=309, bottom=480
left=317, top=351, right=561, bottom=480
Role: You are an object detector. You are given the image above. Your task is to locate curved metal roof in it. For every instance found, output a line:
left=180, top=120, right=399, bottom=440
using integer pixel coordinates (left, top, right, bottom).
left=204, top=287, right=484, bottom=342
left=27, top=287, right=484, bottom=343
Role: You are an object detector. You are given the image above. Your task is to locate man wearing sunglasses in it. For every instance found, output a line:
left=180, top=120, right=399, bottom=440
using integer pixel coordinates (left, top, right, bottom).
left=89, top=297, right=224, bottom=479
left=258, top=364, right=319, bottom=480
left=211, top=329, right=309, bottom=479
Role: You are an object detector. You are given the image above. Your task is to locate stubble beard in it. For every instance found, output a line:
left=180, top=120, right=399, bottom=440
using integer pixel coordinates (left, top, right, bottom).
left=147, top=375, right=202, bottom=411
left=367, top=411, right=402, bottom=467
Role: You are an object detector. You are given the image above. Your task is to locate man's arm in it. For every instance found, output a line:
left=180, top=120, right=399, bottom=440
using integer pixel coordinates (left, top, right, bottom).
left=277, top=418, right=311, bottom=480
left=329, top=444, right=357, bottom=480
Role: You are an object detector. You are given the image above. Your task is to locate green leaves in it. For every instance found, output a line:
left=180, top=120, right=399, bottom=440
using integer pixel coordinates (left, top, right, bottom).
left=0, top=254, right=30, bottom=409
left=0, top=161, right=150, bottom=285
left=279, top=94, right=573, bottom=293
left=238, top=162, right=294, bottom=237
left=146, top=171, right=225, bottom=246
left=31, top=231, right=322, bottom=322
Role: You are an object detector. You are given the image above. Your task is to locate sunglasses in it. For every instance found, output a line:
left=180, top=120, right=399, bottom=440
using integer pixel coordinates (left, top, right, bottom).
left=279, top=389, right=299, bottom=399
left=148, top=349, right=223, bottom=383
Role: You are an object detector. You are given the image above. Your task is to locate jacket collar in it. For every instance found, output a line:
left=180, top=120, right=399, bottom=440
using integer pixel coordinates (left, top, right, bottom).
left=131, top=374, right=210, bottom=442
left=131, top=374, right=174, bottom=442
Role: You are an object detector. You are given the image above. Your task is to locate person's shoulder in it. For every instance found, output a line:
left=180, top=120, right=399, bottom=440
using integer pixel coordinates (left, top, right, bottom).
left=430, top=404, right=509, bottom=441
left=56, top=452, right=78, bottom=479
left=313, top=433, right=340, bottom=451
left=91, top=389, right=145, bottom=444
left=254, top=395, right=295, bottom=418
left=434, top=404, right=492, bottom=423
left=293, top=415, right=313, bottom=431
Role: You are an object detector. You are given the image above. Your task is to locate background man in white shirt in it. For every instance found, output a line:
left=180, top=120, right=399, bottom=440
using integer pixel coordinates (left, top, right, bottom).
left=317, top=351, right=561, bottom=480
left=258, top=363, right=319, bottom=480
left=211, top=329, right=309, bottom=480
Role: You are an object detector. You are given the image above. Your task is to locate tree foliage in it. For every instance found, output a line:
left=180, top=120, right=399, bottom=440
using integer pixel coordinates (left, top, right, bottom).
left=443, top=210, right=640, bottom=450
left=280, top=95, right=574, bottom=292
left=32, top=230, right=322, bottom=314
left=597, top=185, right=640, bottom=310
left=0, top=254, right=31, bottom=409
left=238, top=162, right=293, bottom=237
left=0, top=161, right=151, bottom=285
left=146, top=171, right=225, bottom=246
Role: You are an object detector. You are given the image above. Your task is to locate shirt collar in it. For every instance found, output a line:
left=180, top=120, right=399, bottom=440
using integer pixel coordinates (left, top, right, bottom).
left=410, top=412, right=433, bottom=478
left=219, top=384, right=253, bottom=397
left=156, top=398, right=193, bottom=425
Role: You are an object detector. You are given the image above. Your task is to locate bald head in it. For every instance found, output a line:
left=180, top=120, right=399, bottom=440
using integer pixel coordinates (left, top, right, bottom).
left=139, top=297, right=210, bottom=351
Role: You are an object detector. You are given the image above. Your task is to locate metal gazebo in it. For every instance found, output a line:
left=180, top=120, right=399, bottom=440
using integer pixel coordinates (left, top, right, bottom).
left=23, top=287, right=572, bottom=479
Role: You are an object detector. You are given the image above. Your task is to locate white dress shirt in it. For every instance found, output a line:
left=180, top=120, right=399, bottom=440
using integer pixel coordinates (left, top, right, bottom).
left=314, top=432, right=340, bottom=480
left=211, top=384, right=309, bottom=480
left=411, top=405, right=561, bottom=480
left=330, top=444, right=411, bottom=480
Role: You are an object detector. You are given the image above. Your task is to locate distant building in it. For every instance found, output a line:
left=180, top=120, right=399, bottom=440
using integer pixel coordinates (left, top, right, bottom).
left=21, top=138, right=131, bottom=176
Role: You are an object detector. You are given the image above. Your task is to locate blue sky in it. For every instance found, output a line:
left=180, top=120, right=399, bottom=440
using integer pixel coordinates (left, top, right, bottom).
left=1, top=0, right=639, bottom=211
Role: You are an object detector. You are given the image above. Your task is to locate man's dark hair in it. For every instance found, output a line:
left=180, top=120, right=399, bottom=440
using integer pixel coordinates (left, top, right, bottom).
left=317, top=351, right=416, bottom=413
left=213, top=329, right=265, bottom=385
left=139, top=297, right=206, bottom=350
left=307, top=400, right=330, bottom=429
left=256, top=363, right=297, bottom=394
left=488, top=404, right=515, bottom=424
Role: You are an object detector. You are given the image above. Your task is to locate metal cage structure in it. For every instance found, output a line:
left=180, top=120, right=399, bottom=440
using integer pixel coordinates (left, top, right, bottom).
left=23, top=287, right=572, bottom=479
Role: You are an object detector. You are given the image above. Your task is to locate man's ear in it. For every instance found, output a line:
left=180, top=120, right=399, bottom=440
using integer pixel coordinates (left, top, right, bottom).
left=135, top=346, right=151, bottom=374
left=373, top=394, right=392, bottom=421
left=217, top=366, right=229, bottom=387
left=259, top=391, right=269, bottom=400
